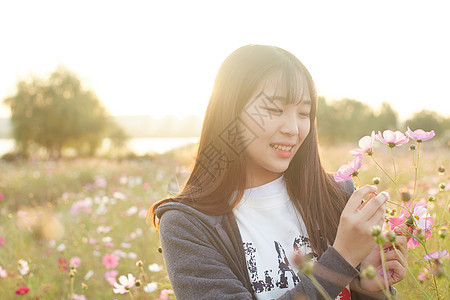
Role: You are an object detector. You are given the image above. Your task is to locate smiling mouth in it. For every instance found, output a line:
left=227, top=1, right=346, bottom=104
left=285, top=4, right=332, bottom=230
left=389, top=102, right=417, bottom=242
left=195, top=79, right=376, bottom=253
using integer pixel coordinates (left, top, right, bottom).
left=270, top=144, right=294, bottom=152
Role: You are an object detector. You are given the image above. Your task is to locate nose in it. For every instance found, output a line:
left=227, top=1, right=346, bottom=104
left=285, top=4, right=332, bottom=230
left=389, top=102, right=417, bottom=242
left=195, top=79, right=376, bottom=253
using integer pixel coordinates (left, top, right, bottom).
left=280, top=112, right=299, bottom=136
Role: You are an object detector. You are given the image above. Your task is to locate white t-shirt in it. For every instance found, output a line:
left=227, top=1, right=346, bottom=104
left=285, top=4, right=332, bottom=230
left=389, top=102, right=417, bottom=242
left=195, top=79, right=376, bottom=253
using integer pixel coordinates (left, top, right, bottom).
left=233, top=175, right=350, bottom=300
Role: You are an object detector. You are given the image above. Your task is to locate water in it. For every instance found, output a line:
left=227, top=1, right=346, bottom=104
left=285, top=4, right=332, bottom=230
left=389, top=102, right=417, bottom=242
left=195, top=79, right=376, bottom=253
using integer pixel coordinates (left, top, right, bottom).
left=0, top=137, right=199, bottom=156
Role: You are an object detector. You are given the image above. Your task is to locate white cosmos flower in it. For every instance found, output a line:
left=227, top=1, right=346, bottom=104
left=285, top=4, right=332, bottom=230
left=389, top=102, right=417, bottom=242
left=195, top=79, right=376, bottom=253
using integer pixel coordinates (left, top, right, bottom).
left=148, top=263, right=163, bottom=272
left=17, top=259, right=29, bottom=275
left=113, top=273, right=135, bottom=294
left=143, top=282, right=158, bottom=293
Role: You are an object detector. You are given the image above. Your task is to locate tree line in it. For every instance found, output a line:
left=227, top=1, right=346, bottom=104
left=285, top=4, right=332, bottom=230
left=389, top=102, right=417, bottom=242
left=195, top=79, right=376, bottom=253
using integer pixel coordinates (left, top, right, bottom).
left=2, top=67, right=448, bottom=159
left=317, top=97, right=449, bottom=145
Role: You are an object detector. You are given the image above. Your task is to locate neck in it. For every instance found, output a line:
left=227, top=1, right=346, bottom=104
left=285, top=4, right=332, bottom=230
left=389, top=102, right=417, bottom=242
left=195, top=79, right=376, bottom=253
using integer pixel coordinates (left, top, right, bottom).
left=245, top=172, right=283, bottom=189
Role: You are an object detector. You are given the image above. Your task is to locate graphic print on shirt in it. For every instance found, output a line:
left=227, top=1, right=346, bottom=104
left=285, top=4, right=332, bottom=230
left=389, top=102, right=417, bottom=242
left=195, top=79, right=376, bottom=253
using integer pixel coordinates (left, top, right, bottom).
left=242, top=235, right=310, bottom=294
left=243, top=242, right=275, bottom=293
left=293, top=235, right=318, bottom=260
left=274, top=241, right=300, bottom=288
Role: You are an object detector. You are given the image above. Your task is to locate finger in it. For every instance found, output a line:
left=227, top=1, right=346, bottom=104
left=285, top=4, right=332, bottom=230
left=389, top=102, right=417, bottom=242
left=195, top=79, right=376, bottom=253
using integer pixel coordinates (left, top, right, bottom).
left=383, top=249, right=407, bottom=268
left=393, top=235, right=408, bottom=253
left=360, top=191, right=389, bottom=221
left=346, top=185, right=378, bottom=212
left=384, top=260, right=406, bottom=284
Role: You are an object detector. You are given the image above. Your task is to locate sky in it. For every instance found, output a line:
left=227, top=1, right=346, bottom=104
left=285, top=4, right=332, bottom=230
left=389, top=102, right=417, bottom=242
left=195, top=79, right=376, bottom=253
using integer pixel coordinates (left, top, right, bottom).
left=0, top=0, right=449, bottom=121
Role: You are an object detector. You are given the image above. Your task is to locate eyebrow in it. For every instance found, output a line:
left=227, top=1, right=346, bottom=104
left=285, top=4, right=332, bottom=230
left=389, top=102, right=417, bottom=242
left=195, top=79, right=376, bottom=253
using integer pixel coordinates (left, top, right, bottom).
left=266, top=95, right=312, bottom=105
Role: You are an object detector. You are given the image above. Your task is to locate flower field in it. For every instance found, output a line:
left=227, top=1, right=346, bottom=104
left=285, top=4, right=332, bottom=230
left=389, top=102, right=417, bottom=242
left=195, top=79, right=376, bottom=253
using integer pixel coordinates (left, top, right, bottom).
left=0, top=138, right=448, bottom=299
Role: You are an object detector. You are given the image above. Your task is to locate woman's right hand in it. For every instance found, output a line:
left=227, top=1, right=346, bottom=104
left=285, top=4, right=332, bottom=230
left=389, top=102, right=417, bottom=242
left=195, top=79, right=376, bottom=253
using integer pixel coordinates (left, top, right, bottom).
left=333, top=185, right=389, bottom=267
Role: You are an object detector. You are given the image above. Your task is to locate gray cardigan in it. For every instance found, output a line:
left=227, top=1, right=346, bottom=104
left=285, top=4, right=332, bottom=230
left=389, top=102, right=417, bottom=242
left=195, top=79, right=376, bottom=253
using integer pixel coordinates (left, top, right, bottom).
left=156, top=199, right=393, bottom=300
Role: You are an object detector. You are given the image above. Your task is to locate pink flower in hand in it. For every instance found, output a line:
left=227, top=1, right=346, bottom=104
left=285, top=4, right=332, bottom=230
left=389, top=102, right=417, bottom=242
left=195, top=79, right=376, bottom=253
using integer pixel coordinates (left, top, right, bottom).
left=350, top=131, right=376, bottom=156
left=375, top=130, right=409, bottom=148
left=389, top=201, right=434, bottom=248
left=423, top=249, right=448, bottom=261
left=334, top=155, right=363, bottom=182
left=405, top=127, right=435, bottom=142
left=102, top=253, right=119, bottom=269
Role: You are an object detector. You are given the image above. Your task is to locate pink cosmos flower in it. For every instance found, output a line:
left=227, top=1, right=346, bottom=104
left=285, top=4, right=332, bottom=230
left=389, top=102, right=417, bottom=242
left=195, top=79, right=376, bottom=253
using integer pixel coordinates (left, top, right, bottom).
left=0, top=236, right=5, bottom=247
left=405, top=127, right=435, bottom=142
left=375, top=130, right=409, bottom=148
left=69, top=256, right=81, bottom=268
left=58, top=258, right=68, bottom=271
left=418, top=270, right=428, bottom=281
left=15, top=286, right=30, bottom=295
left=0, top=192, right=4, bottom=200
left=72, top=294, right=87, bottom=300
left=389, top=201, right=434, bottom=248
left=102, top=253, right=119, bottom=269
left=104, top=270, right=119, bottom=286
left=158, top=289, right=174, bottom=300
left=113, top=273, right=136, bottom=294
left=350, top=131, right=376, bottom=156
left=0, top=266, right=7, bottom=278
left=423, top=249, right=448, bottom=261
left=334, top=155, right=363, bottom=182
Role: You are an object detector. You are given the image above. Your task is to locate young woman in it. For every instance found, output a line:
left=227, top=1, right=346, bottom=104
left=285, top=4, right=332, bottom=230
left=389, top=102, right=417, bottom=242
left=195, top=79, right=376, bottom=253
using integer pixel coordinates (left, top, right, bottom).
left=149, top=45, right=408, bottom=299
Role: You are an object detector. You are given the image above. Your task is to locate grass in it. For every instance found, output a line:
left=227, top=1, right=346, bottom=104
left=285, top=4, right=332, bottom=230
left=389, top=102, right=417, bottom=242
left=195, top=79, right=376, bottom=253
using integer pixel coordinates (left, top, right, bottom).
left=0, top=140, right=448, bottom=299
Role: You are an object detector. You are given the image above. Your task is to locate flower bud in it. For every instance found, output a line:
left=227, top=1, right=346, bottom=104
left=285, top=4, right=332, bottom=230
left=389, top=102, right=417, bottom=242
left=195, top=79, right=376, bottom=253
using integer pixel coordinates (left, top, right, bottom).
left=438, top=166, right=445, bottom=174
left=416, top=228, right=425, bottom=241
left=376, top=235, right=386, bottom=245
left=372, top=177, right=381, bottom=185
left=361, top=265, right=377, bottom=280
left=157, top=247, right=163, bottom=254
left=386, top=231, right=396, bottom=243
left=432, top=264, right=445, bottom=278
left=371, top=225, right=382, bottom=237
left=82, top=283, right=88, bottom=290
left=439, top=183, right=446, bottom=191
left=390, top=208, right=396, bottom=216
left=293, top=251, right=304, bottom=267
left=136, top=260, right=143, bottom=267
left=427, top=196, right=435, bottom=202
left=409, top=145, right=416, bottom=150
left=400, top=188, right=412, bottom=201
left=69, top=269, right=76, bottom=278
left=438, top=227, right=447, bottom=239
left=135, top=279, right=142, bottom=287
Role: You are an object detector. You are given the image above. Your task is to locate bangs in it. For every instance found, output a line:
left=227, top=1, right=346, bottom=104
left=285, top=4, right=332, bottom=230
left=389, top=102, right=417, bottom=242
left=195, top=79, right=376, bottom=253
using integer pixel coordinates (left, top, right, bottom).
left=262, top=64, right=312, bottom=106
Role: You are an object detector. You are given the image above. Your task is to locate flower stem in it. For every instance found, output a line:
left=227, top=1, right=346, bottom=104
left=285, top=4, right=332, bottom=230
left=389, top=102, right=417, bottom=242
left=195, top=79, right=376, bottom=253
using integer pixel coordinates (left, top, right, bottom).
left=392, top=244, right=431, bottom=299
left=389, top=148, right=397, bottom=184
left=139, top=266, right=148, bottom=284
left=70, top=276, right=74, bottom=300
left=421, top=243, right=441, bottom=300
left=373, top=276, right=394, bottom=300
left=370, top=155, right=399, bottom=192
left=129, top=291, right=135, bottom=300
left=412, top=143, right=420, bottom=199
left=306, top=274, right=332, bottom=300
left=378, top=244, right=390, bottom=297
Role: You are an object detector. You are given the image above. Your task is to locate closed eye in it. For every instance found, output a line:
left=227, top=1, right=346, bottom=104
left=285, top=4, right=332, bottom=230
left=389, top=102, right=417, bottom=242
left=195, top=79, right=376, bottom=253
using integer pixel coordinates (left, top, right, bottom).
left=261, top=106, right=283, bottom=115
left=298, top=112, right=310, bottom=118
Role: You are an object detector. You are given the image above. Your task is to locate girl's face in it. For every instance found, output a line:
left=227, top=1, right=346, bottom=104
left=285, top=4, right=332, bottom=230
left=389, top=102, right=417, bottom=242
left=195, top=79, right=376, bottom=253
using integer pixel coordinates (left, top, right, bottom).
left=239, top=74, right=311, bottom=188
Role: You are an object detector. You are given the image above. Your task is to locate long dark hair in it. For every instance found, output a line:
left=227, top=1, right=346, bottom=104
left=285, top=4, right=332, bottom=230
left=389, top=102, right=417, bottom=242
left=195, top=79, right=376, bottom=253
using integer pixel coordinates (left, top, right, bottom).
left=149, top=45, right=349, bottom=256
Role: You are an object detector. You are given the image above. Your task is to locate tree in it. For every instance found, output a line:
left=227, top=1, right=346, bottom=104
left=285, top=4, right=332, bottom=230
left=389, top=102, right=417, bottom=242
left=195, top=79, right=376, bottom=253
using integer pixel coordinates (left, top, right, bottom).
left=3, top=66, right=126, bottom=158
